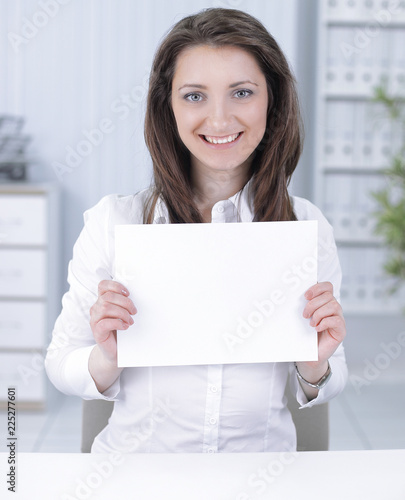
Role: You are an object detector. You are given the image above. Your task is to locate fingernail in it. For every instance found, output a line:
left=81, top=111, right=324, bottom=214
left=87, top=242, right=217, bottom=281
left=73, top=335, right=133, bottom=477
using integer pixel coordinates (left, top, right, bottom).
left=129, top=317, right=134, bottom=325
left=122, top=289, right=129, bottom=296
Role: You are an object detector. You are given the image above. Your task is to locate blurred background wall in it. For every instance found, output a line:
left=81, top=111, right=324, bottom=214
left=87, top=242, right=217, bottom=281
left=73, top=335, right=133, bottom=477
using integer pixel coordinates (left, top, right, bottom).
left=1, top=0, right=302, bottom=269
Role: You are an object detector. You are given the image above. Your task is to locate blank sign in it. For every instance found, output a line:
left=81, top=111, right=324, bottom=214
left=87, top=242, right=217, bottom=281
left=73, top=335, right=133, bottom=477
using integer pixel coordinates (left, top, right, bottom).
left=115, top=221, right=318, bottom=367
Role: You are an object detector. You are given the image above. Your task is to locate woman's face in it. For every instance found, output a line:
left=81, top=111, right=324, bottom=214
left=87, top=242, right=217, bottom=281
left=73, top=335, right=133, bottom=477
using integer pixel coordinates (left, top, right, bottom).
left=171, top=45, right=268, bottom=179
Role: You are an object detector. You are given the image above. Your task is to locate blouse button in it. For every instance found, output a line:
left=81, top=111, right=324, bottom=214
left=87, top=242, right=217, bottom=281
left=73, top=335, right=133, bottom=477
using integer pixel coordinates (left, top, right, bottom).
left=216, top=205, right=225, bottom=213
left=207, top=448, right=216, bottom=453
left=209, top=417, right=217, bottom=425
left=210, top=385, right=218, bottom=393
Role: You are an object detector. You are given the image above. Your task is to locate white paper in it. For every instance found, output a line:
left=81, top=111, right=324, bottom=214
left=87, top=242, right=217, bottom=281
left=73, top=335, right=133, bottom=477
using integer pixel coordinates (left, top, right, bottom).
left=115, top=221, right=318, bottom=367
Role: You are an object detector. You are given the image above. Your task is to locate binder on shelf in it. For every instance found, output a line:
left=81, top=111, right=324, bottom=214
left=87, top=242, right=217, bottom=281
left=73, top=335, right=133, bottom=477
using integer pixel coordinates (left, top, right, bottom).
left=372, top=101, right=393, bottom=168
left=353, top=175, right=379, bottom=240
left=354, top=102, right=367, bottom=168
left=362, top=102, right=379, bottom=168
left=391, top=29, right=405, bottom=95
left=352, top=175, right=367, bottom=239
left=365, top=175, right=384, bottom=238
left=355, top=31, right=374, bottom=95
left=371, top=247, right=392, bottom=306
left=326, top=0, right=364, bottom=23
left=323, top=101, right=339, bottom=166
left=355, top=246, right=369, bottom=305
left=326, top=27, right=344, bottom=93
left=339, top=102, right=355, bottom=167
left=378, top=30, right=391, bottom=82
left=335, top=174, right=353, bottom=240
left=323, top=175, right=336, bottom=228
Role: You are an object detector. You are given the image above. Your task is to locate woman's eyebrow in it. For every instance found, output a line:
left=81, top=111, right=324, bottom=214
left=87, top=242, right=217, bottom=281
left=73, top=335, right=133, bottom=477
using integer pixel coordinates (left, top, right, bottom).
left=229, top=80, right=258, bottom=88
left=177, top=84, right=207, bottom=91
left=178, top=80, right=259, bottom=91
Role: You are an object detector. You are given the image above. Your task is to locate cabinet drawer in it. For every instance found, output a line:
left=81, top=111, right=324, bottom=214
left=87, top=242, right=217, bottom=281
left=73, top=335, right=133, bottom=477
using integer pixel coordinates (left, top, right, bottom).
left=0, top=249, right=47, bottom=297
left=0, top=352, right=45, bottom=403
left=0, top=301, right=45, bottom=348
left=0, top=194, right=47, bottom=246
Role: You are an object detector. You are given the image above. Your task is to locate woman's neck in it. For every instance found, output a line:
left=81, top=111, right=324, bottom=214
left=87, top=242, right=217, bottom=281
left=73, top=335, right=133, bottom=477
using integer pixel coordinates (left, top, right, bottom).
left=191, top=166, right=251, bottom=222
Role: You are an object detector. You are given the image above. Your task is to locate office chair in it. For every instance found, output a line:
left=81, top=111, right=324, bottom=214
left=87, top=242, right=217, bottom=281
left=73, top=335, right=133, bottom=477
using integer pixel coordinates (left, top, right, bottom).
left=81, top=379, right=329, bottom=453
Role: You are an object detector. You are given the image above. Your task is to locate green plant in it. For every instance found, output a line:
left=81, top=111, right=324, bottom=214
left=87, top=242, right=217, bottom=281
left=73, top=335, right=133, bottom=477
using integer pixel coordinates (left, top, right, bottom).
left=371, top=83, right=405, bottom=294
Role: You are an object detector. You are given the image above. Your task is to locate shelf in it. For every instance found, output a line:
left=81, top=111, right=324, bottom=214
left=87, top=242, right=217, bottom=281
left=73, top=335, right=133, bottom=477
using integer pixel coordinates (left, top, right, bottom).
left=321, top=166, right=387, bottom=174
left=322, top=93, right=380, bottom=101
left=325, top=20, right=405, bottom=27
left=341, top=305, right=404, bottom=315
left=335, top=239, right=383, bottom=247
left=314, top=1, right=404, bottom=316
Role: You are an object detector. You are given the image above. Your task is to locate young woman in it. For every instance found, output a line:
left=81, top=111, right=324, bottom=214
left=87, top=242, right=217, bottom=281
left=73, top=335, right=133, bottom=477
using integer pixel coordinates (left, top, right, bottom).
left=45, top=8, right=347, bottom=453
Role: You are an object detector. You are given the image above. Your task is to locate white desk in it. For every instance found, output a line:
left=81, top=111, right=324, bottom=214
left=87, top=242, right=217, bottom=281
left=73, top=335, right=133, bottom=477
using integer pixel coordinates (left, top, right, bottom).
left=2, top=449, right=405, bottom=499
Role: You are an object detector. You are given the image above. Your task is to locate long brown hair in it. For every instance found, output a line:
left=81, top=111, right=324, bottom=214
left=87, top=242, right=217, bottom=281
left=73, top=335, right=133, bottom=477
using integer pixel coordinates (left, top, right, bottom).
left=143, top=8, right=302, bottom=223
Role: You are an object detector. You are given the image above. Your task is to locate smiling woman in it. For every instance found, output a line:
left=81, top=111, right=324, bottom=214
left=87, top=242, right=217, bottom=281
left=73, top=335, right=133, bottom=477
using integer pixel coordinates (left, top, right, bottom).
left=45, top=7, right=348, bottom=455
left=144, top=8, right=303, bottom=225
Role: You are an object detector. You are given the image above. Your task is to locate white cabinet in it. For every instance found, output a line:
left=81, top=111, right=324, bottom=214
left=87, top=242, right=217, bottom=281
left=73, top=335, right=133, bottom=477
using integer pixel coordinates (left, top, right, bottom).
left=0, top=184, right=59, bottom=408
left=0, top=194, right=47, bottom=245
left=314, top=0, right=405, bottom=314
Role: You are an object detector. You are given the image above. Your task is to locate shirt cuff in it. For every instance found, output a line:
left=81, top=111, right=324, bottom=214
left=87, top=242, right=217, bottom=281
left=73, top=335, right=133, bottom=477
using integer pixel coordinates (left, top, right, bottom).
left=63, top=345, right=121, bottom=401
left=291, top=355, right=347, bottom=409
left=293, top=377, right=325, bottom=408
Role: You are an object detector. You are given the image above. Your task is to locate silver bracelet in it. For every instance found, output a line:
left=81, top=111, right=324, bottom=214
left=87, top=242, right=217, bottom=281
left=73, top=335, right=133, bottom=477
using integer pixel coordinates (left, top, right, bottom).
left=294, top=361, right=332, bottom=389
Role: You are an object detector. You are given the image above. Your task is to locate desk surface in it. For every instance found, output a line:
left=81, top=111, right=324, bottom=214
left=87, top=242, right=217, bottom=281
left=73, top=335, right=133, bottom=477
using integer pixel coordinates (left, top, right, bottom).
left=2, top=449, right=405, bottom=500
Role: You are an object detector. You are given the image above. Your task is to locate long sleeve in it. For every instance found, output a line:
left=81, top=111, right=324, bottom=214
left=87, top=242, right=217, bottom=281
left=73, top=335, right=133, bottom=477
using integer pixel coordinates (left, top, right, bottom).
left=290, top=196, right=348, bottom=408
left=45, top=195, right=120, bottom=400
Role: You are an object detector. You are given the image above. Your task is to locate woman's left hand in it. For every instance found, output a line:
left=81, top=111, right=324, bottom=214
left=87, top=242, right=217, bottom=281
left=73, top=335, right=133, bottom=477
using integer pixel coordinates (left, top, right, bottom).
left=302, top=281, right=346, bottom=366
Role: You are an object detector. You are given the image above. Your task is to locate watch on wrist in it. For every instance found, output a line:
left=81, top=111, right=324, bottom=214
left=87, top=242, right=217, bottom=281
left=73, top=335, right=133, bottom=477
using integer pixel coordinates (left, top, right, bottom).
left=294, top=361, right=332, bottom=390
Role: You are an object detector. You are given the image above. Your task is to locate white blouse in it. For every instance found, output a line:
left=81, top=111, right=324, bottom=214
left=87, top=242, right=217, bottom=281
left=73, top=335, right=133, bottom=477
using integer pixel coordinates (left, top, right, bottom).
left=45, top=183, right=347, bottom=454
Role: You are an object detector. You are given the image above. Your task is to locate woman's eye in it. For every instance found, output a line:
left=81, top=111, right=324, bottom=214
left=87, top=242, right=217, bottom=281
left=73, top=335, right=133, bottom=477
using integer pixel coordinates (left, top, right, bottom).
left=185, top=93, right=203, bottom=102
left=235, top=89, right=252, bottom=98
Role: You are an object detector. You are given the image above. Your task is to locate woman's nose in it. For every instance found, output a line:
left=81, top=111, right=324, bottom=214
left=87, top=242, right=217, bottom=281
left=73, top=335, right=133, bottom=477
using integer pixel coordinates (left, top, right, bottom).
left=205, top=98, right=232, bottom=131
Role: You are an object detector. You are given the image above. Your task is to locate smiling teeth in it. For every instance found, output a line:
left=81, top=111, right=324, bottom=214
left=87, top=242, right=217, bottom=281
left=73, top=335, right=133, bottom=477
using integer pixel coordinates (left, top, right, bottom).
left=204, top=133, right=240, bottom=144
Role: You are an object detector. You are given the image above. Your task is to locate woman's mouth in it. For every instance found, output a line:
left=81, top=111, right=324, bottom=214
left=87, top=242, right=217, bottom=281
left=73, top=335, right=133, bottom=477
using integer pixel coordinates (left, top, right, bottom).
left=201, top=132, right=242, bottom=145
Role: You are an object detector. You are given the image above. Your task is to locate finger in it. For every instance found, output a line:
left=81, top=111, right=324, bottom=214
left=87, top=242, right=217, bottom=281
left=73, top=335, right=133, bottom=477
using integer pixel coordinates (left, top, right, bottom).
left=309, top=301, right=343, bottom=328
left=94, top=302, right=134, bottom=325
left=91, top=301, right=135, bottom=326
left=303, top=290, right=337, bottom=319
left=98, top=280, right=131, bottom=298
left=315, top=315, right=346, bottom=341
left=305, top=281, right=333, bottom=300
left=98, top=290, right=137, bottom=315
left=93, top=318, right=130, bottom=341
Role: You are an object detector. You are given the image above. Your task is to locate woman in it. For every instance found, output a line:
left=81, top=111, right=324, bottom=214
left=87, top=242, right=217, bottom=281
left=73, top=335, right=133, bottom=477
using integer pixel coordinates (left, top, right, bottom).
left=45, top=8, right=347, bottom=453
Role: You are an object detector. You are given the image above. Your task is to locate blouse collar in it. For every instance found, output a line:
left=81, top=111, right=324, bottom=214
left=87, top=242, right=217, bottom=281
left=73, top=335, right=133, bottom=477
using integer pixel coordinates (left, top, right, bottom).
left=152, top=178, right=255, bottom=224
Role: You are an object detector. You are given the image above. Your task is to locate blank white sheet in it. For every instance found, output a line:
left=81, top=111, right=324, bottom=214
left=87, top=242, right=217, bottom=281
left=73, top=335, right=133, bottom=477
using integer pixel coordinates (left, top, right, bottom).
left=115, top=221, right=318, bottom=367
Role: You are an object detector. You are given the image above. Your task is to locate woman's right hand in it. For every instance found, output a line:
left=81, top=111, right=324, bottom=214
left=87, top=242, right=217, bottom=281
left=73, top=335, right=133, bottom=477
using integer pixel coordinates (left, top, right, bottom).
left=89, top=280, right=137, bottom=367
